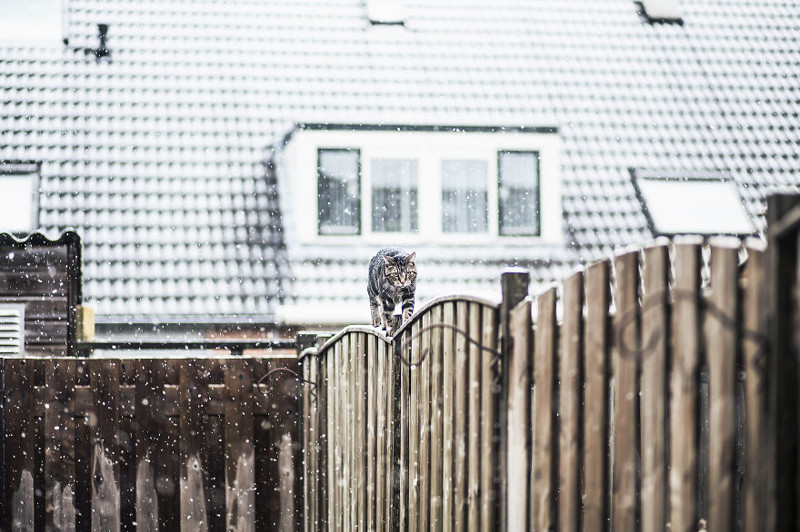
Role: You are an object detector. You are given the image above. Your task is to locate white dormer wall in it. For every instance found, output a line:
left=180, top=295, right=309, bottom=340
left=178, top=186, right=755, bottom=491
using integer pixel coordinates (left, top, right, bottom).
left=280, top=126, right=562, bottom=248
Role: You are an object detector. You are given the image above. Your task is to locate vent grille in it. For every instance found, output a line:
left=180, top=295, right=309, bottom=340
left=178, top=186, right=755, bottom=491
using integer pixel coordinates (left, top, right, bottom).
left=0, top=305, right=24, bottom=356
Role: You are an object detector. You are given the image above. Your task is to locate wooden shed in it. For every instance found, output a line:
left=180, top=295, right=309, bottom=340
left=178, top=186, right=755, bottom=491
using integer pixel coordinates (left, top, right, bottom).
left=0, top=231, right=82, bottom=356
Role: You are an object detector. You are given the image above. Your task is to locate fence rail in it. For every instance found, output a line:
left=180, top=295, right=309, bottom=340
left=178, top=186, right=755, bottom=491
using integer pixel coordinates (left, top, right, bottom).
left=0, top=354, right=302, bottom=531
left=301, top=236, right=774, bottom=531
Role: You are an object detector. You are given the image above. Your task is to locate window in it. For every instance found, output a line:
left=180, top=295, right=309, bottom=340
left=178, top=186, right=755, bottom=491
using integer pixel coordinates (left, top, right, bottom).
left=0, top=0, right=63, bottom=44
left=499, top=151, right=540, bottom=236
left=317, top=149, right=360, bottom=235
left=371, top=159, right=418, bottom=233
left=287, top=125, right=561, bottom=244
left=0, top=163, right=39, bottom=233
left=442, top=160, right=488, bottom=233
left=632, top=171, right=755, bottom=236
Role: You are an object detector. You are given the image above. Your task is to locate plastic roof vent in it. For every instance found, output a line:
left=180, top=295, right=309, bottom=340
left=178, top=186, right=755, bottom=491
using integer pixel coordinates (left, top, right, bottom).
left=636, top=0, right=682, bottom=24
left=631, top=171, right=755, bottom=237
left=366, top=0, right=406, bottom=25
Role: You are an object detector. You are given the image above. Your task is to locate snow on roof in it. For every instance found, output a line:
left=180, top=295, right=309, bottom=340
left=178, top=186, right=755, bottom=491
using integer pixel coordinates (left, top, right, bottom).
left=1, top=0, right=798, bottom=324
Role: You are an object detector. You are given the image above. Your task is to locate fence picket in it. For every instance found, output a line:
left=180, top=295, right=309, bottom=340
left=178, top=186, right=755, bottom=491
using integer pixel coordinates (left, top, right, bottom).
left=533, top=288, right=557, bottom=531
left=225, top=359, right=255, bottom=532
left=135, top=359, right=172, bottom=531
left=4, top=358, right=34, bottom=531
left=431, top=304, right=444, bottom=529
left=359, top=333, right=369, bottom=532
left=328, top=342, right=338, bottom=532
left=742, top=242, right=768, bottom=532
left=442, top=301, right=456, bottom=532
left=707, top=239, right=740, bottom=532
left=507, top=298, right=532, bottom=532
left=367, top=335, right=377, bottom=532
left=343, top=335, right=354, bottom=532
left=419, top=310, right=432, bottom=532
left=583, top=260, right=611, bottom=532
left=45, top=358, right=77, bottom=531
left=306, top=350, right=329, bottom=530
left=409, top=319, right=420, bottom=532
left=641, top=244, right=669, bottom=532
left=302, top=351, right=315, bottom=532
left=90, top=359, right=121, bottom=532
left=613, top=251, right=641, bottom=532
left=467, top=303, right=482, bottom=531
left=387, top=333, right=400, bottom=532
left=398, top=328, right=409, bottom=532
left=669, top=239, right=702, bottom=532
left=180, top=359, right=209, bottom=531
left=355, top=334, right=367, bottom=532
left=453, top=300, right=469, bottom=532
left=560, top=271, right=583, bottom=531
left=376, top=337, right=387, bottom=532
left=480, top=305, right=499, bottom=530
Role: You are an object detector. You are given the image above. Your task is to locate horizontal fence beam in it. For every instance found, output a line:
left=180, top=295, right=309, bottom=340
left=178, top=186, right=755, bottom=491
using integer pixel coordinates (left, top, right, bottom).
left=75, top=339, right=297, bottom=354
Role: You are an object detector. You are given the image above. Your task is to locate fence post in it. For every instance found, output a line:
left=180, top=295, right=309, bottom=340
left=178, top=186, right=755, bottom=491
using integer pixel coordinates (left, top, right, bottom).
left=766, top=194, right=800, bottom=531
left=297, top=332, right=318, bottom=532
left=500, top=268, right=530, bottom=532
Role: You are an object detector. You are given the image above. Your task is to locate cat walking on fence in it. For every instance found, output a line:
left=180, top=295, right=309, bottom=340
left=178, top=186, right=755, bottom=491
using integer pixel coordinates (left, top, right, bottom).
left=368, top=248, right=416, bottom=336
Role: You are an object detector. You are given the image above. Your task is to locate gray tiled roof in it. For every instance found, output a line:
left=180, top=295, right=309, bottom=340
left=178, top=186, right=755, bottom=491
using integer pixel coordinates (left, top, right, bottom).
left=1, top=0, right=798, bottom=325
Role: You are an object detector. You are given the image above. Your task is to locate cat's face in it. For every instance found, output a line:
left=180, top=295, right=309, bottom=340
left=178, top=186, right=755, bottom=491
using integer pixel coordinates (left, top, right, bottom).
left=384, top=252, right=417, bottom=288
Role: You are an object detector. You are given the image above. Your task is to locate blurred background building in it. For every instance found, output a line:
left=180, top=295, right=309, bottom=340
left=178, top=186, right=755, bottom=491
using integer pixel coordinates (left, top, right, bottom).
left=0, top=0, right=797, bottom=338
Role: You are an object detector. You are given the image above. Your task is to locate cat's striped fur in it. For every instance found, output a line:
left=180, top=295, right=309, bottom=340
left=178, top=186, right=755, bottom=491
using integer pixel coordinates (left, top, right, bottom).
left=368, top=248, right=416, bottom=336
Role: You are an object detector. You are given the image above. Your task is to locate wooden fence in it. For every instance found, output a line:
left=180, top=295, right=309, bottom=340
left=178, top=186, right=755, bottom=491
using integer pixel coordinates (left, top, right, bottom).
left=300, top=235, right=775, bottom=531
left=0, top=355, right=302, bottom=531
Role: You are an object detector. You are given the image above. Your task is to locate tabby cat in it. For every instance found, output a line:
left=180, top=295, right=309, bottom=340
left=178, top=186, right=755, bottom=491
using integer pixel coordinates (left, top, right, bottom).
left=368, top=248, right=417, bottom=336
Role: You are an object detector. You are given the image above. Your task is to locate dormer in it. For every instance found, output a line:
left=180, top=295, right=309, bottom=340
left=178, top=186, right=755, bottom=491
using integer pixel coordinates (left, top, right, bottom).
left=281, top=124, right=562, bottom=247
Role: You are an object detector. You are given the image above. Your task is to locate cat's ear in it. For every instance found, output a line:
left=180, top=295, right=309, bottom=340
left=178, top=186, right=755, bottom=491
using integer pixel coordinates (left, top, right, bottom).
left=383, top=254, right=397, bottom=266
left=406, top=252, right=416, bottom=265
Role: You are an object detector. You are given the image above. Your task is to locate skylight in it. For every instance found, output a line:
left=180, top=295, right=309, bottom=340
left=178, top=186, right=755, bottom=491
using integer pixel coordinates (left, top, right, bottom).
left=632, top=173, right=755, bottom=237
left=366, top=0, right=406, bottom=25
left=0, top=163, right=39, bottom=234
left=0, top=0, right=64, bottom=45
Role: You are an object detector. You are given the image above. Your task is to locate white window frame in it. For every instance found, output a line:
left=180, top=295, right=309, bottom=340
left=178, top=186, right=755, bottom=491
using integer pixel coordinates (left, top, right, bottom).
left=283, top=127, right=561, bottom=246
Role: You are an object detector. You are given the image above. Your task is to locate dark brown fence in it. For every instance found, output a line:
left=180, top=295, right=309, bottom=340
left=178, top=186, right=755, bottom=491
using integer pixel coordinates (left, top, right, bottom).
left=0, top=354, right=302, bottom=531
left=301, top=235, right=776, bottom=531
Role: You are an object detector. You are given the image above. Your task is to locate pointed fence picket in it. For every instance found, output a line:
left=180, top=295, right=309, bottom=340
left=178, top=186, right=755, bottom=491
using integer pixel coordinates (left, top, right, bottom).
left=301, top=236, right=778, bottom=531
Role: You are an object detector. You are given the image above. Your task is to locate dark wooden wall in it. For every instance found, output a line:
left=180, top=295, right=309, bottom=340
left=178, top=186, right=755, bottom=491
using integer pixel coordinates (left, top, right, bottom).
left=0, top=231, right=81, bottom=356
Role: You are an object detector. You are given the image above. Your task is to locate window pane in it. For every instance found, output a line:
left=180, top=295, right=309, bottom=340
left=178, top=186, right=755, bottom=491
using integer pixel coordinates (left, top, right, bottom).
left=499, top=151, right=539, bottom=235
left=318, top=149, right=361, bottom=234
left=441, top=160, right=488, bottom=233
left=371, top=159, right=418, bottom=233
left=635, top=176, right=754, bottom=235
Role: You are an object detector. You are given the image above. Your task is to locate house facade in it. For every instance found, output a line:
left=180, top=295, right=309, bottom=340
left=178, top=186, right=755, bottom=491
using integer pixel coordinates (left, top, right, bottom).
left=1, top=0, right=798, bottom=337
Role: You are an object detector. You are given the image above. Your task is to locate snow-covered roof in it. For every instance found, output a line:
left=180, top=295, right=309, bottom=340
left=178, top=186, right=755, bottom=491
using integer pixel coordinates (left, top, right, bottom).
left=1, top=0, right=798, bottom=325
